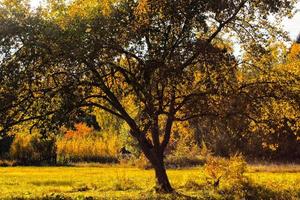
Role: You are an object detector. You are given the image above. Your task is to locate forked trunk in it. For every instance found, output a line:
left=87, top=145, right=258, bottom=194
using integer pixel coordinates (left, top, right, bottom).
left=136, top=132, right=173, bottom=193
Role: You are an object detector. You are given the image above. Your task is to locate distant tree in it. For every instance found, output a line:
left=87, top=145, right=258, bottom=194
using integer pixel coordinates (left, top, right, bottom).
left=189, top=39, right=300, bottom=160
left=0, top=0, right=296, bottom=192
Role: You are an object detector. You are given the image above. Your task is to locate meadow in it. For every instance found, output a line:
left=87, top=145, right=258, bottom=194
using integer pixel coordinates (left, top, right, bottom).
left=0, top=165, right=299, bottom=200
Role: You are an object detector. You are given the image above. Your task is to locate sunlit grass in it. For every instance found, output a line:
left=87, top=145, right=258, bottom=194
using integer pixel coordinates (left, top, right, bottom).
left=249, top=163, right=300, bottom=173
left=0, top=165, right=299, bottom=199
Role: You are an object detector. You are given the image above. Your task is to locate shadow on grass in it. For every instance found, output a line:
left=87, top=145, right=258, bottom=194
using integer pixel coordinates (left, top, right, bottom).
left=30, top=180, right=74, bottom=186
left=175, top=178, right=299, bottom=200
left=240, top=181, right=299, bottom=200
left=9, top=180, right=300, bottom=200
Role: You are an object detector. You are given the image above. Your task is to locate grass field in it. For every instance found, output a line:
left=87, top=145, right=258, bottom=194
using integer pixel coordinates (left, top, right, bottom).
left=0, top=165, right=299, bottom=199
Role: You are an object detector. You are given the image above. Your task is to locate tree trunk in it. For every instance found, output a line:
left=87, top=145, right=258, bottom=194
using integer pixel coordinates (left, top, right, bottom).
left=153, top=159, right=173, bottom=193
left=136, top=133, right=173, bottom=193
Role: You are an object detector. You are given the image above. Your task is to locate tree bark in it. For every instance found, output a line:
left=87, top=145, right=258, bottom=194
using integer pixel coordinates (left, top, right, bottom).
left=135, top=130, right=174, bottom=193
left=152, top=157, right=173, bottom=193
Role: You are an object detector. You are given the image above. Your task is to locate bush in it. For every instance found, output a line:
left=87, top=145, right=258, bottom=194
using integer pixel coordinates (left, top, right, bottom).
left=0, top=159, right=17, bottom=167
left=10, top=133, right=57, bottom=165
left=204, top=154, right=247, bottom=188
left=56, top=136, right=119, bottom=164
left=56, top=123, right=121, bottom=164
left=183, top=155, right=297, bottom=199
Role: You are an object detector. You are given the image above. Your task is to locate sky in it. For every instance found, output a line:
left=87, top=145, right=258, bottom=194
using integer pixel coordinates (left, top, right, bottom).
left=30, top=0, right=300, bottom=40
left=282, top=1, right=300, bottom=41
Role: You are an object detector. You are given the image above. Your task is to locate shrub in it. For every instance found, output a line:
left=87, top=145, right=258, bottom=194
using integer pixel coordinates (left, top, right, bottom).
left=204, top=154, right=247, bottom=188
left=9, top=133, right=57, bottom=165
left=0, top=159, right=17, bottom=167
left=56, top=123, right=121, bottom=164
left=56, top=136, right=119, bottom=164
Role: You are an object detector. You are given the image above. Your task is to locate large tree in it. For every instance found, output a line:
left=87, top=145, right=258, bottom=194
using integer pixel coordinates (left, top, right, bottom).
left=0, top=0, right=296, bottom=192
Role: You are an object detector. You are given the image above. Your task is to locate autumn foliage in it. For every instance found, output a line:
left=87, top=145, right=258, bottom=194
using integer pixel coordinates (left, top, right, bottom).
left=64, top=123, right=93, bottom=139
left=57, top=123, right=121, bottom=163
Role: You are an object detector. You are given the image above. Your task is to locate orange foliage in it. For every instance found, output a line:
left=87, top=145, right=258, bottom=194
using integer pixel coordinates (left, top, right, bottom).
left=287, top=43, right=300, bottom=61
left=64, top=123, right=93, bottom=139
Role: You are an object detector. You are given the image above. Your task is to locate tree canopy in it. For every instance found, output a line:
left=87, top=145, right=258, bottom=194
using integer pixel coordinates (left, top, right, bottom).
left=0, top=0, right=298, bottom=192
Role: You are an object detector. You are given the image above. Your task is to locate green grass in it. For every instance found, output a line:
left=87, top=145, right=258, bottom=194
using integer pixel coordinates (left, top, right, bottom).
left=0, top=165, right=299, bottom=199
